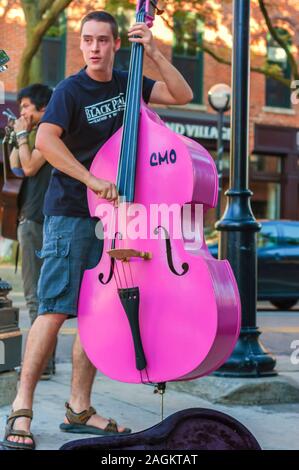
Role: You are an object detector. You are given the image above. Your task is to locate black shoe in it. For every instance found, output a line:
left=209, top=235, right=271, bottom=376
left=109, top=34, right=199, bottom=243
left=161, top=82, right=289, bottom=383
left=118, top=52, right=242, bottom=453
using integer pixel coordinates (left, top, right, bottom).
left=40, top=369, right=53, bottom=381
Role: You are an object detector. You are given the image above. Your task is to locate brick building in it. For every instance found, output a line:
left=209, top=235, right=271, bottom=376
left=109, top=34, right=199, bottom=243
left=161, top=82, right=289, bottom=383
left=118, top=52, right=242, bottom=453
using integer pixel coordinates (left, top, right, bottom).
left=1, top=0, right=299, bottom=225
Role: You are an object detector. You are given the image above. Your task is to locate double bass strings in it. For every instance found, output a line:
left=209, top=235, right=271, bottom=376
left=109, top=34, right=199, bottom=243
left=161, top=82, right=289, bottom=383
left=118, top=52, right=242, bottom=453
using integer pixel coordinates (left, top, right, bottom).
left=117, top=9, right=145, bottom=202
left=116, top=26, right=137, bottom=196
left=118, top=22, right=143, bottom=200
left=112, top=6, right=148, bottom=293
left=126, top=11, right=144, bottom=200
left=123, top=9, right=144, bottom=197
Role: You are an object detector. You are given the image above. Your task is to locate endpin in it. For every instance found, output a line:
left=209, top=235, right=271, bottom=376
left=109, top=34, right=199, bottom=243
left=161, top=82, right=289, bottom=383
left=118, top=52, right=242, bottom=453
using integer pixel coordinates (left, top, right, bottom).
left=154, top=382, right=166, bottom=421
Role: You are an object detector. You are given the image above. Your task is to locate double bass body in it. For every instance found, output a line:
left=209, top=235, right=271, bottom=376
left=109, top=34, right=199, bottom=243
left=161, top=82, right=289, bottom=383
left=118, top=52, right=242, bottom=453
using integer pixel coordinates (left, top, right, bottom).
left=78, top=105, right=241, bottom=384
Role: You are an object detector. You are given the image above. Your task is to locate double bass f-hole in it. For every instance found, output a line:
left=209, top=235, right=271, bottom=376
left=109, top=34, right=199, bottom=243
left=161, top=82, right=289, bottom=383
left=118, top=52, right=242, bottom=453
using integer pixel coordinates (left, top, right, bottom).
left=98, top=231, right=122, bottom=285
left=154, top=225, right=189, bottom=277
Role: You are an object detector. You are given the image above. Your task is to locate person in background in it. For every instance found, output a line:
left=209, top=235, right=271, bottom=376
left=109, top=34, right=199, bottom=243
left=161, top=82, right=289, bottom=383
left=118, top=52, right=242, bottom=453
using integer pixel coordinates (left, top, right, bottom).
left=9, top=84, right=55, bottom=380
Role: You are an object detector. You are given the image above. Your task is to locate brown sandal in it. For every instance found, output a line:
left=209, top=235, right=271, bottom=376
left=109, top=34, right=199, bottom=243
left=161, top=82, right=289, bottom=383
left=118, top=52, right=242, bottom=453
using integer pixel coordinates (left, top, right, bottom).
left=59, top=402, right=131, bottom=435
left=2, top=409, right=35, bottom=450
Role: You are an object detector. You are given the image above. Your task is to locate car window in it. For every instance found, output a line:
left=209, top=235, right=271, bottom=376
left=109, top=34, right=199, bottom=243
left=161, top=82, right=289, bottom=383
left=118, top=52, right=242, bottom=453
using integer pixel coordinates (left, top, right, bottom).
left=281, top=224, right=299, bottom=245
left=257, top=225, right=278, bottom=248
left=205, top=228, right=219, bottom=246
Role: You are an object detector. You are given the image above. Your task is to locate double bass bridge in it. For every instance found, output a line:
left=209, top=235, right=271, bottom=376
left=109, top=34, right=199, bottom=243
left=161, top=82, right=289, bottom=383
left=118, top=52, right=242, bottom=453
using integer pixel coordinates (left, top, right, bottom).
left=107, top=248, right=152, bottom=262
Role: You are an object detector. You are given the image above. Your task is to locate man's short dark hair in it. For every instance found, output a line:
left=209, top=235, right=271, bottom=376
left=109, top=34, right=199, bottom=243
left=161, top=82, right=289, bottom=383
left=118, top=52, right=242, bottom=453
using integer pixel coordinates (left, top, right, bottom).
left=80, top=11, right=119, bottom=40
left=17, top=84, right=53, bottom=111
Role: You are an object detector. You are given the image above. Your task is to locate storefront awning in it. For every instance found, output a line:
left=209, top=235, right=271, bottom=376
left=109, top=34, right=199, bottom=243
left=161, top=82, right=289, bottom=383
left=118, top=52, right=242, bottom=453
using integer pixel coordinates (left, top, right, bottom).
left=153, top=107, right=231, bottom=149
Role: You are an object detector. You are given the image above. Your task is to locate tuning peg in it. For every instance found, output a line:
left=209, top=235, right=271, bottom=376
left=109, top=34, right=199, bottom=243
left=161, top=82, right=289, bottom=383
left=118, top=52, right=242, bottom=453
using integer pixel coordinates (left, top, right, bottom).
left=156, top=7, right=164, bottom=15
left=150, top=1, right=164, bottom=16
left=0, top=64, right=8, bottom=73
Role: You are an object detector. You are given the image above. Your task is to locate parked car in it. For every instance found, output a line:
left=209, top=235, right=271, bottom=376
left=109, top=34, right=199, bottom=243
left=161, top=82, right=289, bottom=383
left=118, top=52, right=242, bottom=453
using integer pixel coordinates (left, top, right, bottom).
left=206, top=220, right=299, bottom=310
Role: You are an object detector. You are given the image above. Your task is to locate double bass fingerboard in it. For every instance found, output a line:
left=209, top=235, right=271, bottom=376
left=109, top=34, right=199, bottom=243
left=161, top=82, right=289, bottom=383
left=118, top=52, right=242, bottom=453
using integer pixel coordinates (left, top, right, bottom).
left=116, top=8, right=146, bottom=202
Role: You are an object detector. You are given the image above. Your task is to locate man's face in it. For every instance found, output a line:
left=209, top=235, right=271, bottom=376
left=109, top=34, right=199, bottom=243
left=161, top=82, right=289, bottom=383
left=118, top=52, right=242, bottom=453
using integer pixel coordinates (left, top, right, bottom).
left=19, top=97, right=44, bottom=128
left=80, top=20, right=121, bottom=75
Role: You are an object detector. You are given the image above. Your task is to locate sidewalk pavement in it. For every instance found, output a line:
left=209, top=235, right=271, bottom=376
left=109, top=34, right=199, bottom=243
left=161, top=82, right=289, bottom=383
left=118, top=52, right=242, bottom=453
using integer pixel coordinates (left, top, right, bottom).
left=0, top=264, right=298, bottom=450
left=0, top=359, right=298, bottom=450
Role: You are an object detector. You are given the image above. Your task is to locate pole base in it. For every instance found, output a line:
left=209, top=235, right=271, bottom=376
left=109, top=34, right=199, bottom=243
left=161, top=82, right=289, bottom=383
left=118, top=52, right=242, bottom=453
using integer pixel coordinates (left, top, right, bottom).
left=213, top=327, right=277, bottom=378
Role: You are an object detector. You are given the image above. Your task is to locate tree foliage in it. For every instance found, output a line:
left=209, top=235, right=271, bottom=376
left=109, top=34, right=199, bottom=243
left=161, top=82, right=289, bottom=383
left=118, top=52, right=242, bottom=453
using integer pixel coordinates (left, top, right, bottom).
left=0, top=0, right=298, bottom=88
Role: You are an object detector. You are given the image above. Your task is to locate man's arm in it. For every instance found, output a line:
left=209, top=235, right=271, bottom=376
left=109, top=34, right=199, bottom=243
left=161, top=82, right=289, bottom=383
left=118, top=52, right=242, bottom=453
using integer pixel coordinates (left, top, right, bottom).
left=35, top=123, right=118, bottom=204
left=128, top=22, right=194, bottom=105
left=13, top=117, right=46, bottom=176
left=15, top=143, right=45, bottom=177
left=9, top=147, right=21, bottom=169
left=9, top=144, right=44, bottom=177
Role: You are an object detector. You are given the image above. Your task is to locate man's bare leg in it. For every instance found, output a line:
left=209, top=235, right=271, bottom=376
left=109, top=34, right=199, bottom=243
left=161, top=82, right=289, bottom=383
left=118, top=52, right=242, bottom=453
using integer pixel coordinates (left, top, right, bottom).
left=8, top=313, right=67, bottom=445
left=65, top=334, right=128, bottom=432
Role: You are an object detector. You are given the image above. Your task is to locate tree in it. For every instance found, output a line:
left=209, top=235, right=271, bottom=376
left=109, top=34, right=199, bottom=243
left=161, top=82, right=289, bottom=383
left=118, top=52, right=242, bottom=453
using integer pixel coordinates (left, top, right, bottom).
left=8, top=1, right=74, bottom=88
left=1, top=0, right=298, bottom=88
left=160, top=0, right=299, bottom=87
left=1, top=0, right=131, bottom=88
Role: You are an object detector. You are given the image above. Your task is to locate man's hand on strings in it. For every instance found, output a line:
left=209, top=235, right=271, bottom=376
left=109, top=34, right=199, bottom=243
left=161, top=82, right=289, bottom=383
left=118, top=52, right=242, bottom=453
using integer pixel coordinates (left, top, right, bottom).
left=87, top=174, right=119, bottom=206
left=128, top=22, right=158, bottom=59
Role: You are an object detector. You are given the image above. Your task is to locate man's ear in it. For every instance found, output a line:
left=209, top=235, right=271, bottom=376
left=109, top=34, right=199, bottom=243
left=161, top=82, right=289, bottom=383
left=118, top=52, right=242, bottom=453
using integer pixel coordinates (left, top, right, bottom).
left=114, top=37, right=121, bottom=52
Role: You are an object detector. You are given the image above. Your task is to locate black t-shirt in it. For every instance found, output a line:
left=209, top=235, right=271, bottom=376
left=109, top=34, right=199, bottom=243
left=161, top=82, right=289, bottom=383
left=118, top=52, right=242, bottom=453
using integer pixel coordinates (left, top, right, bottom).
left=41, top=68, right=155, bottom=217
left=18, top=128, right=52, bottom=224
left=19, top=164, right=52, bottom=224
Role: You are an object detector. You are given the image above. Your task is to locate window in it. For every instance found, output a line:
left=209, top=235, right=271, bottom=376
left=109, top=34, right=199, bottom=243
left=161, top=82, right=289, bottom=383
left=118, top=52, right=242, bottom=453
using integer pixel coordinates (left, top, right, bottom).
left=257, top=224, right=278, bottom=248
left=281, top=224, right=299, bottom=245
left=251, top=182, right=281, bottom=219
left=249, top=155, right=282, bottom=220
left=250, top=154, right=281, bottom=174
left=172, top=12, right=204, bottom=104
left=41, top=13, right=66, bottom=87
left=211, top=151, right=230, bottom=171
left=265, top=28, right=292, bottom=108
left=114, top=11, right=133, bottom=71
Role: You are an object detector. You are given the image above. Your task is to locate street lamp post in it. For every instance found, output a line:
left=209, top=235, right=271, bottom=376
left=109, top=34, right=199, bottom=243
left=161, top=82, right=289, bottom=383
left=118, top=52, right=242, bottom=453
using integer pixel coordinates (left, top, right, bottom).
left=214, top=0, right=276, bottom=377
left=208, top=84, right=231, bottom=220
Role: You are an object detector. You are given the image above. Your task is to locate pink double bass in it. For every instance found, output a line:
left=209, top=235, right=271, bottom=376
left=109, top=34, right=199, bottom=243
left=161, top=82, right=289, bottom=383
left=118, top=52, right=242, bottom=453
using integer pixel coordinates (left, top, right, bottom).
left=78, top=1, right=241, bottom=384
